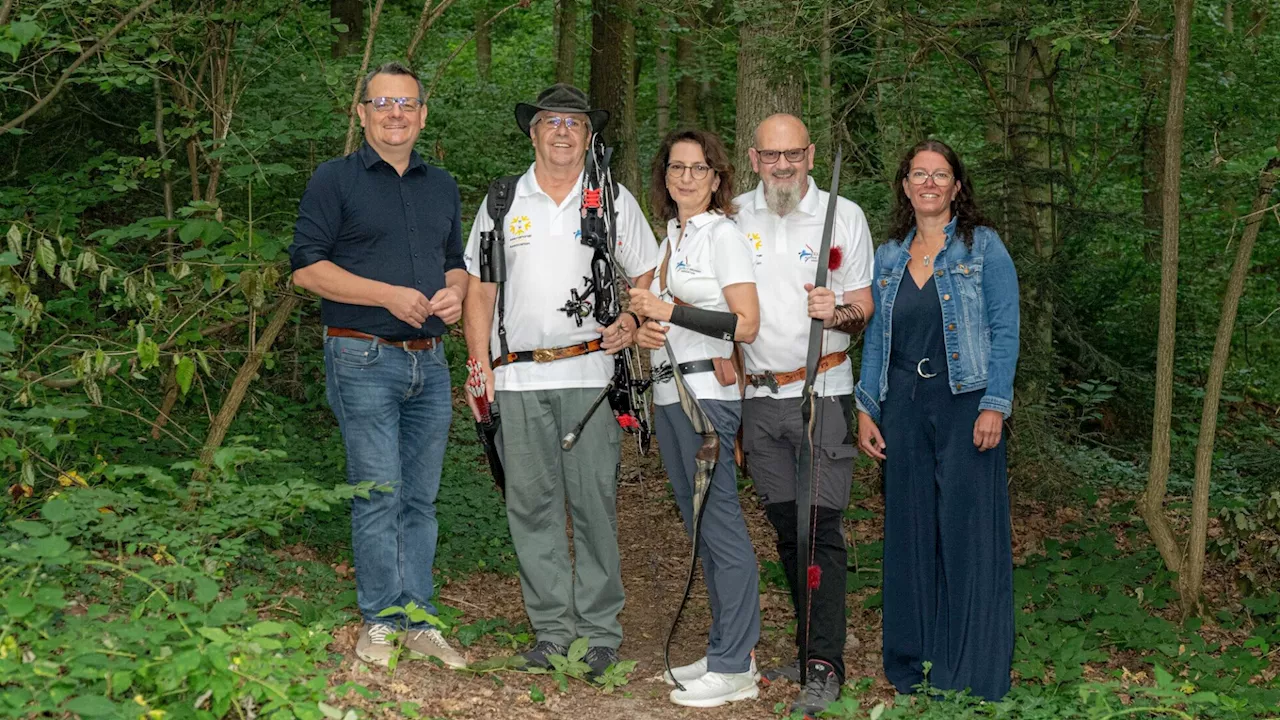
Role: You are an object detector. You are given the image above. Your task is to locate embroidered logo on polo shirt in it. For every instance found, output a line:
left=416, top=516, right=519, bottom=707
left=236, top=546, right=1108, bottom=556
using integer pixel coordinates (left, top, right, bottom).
left=799, top=244, right=818, bottom=263
left=675, top=259, right=698, bottom=275
left=748, top=232, right=762, bottom=251
left=507, top=215, right=533, bottom=248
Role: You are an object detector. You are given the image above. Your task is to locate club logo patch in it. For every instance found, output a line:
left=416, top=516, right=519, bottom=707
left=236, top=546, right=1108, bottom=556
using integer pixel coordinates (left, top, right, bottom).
left=675, top=259, right=698, bottom=275
left=798, top=244, right=817, bottom=263
left=509, top=215, right=531, bottom=236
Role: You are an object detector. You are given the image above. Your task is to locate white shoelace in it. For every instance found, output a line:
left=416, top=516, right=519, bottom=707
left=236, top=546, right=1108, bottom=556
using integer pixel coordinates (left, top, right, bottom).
left=411, top=628, right=449, bottom=648
left=367, top=624, right=393, bottom=645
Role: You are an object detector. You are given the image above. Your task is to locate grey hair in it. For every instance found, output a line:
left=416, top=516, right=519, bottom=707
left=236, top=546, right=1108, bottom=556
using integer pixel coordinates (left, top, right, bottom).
left=530, top=110, right=592, bottom=138
left=360, top=61, right=424, bottom=101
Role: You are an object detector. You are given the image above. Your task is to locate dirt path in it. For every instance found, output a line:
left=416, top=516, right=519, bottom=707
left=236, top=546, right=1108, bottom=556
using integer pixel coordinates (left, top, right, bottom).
left=325, top=445, right=902, bottom=719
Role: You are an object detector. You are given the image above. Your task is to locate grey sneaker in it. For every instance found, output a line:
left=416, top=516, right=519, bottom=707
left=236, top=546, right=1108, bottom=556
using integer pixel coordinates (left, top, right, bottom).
left=583, top=646, right=620, bottom=680
left=518, top=640, right=568, bottom=669
left=761, top=658, right=801, bottom=685
left=404, top=628, right=467, bottom=669
left=355, top=623, right=394, bottom=667
left=790, top=660, right=842, bottom=716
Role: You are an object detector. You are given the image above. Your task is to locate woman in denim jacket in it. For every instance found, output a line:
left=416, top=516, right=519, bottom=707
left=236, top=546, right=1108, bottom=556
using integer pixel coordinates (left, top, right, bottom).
left=855, top=140, right=1019, bottom=700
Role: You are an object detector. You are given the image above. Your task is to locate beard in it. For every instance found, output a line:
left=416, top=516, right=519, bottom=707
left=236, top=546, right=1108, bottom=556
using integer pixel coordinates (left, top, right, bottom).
left=762, top=171, right=804, bottom=216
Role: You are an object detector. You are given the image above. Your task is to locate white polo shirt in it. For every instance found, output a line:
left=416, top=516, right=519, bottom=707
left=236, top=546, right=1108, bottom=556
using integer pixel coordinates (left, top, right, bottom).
left=464, top=164, right=660, bottom=391
left=732, top=177, right=874, bottom=400
left=649, top=212, right=756, bottom=406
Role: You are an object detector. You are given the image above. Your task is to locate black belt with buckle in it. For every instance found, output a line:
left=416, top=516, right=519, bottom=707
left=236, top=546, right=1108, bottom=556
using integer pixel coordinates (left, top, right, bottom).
left=891, top=355, right=939, bottom=378
left=652, top=359, right=716, bottom=382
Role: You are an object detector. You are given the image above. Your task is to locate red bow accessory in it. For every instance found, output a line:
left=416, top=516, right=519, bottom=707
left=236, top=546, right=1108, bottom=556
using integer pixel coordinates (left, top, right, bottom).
left=827, top=246, right=843, bottom=272
left=807, top=564, right=822, bottom=590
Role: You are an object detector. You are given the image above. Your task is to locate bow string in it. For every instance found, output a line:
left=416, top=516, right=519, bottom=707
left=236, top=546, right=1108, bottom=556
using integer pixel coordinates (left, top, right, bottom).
left=796, top=145, right=843, bottom=687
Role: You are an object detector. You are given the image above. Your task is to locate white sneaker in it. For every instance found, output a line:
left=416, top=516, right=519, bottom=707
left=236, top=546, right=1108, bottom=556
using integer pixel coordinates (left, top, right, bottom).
left=669, top=670, right=759, bottom=708
left=663, top=656, right=760, bottom=685
left=355, top=623, right=394, bottom=667
left=405, top=628, right=467, bottom=669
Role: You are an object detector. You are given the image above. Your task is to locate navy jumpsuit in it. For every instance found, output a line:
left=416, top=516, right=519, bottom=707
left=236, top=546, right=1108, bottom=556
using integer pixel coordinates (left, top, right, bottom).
left=880, top=273, right=1014, bottom=701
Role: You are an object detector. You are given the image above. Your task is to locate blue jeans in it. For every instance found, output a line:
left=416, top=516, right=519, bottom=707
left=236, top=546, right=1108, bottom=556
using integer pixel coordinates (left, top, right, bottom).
left=324, top=334, right=451, bottom=627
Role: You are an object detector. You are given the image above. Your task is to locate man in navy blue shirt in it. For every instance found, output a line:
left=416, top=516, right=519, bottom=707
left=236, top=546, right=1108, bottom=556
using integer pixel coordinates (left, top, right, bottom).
left=289, top=61, right=467, bottom=670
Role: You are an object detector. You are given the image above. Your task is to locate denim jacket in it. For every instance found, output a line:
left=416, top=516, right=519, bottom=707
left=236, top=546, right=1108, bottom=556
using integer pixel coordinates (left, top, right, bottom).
left=855, top=219, right=1019, bottom=423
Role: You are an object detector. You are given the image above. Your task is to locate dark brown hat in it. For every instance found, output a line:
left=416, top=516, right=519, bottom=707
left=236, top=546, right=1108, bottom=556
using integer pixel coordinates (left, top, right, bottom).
left=515, top=83, right=610, bottom=136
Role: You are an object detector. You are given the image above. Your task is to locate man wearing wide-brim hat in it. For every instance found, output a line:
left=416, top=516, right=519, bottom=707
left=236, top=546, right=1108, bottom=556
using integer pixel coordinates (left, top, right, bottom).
left=462, top=84, right=659, bottom=677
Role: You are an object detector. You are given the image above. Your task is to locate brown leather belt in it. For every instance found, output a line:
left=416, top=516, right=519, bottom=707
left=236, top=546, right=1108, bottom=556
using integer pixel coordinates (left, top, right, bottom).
left=746, top=351, right=848, bottom=393
left=491, top=339, right=604, bottom=368
left=327, top=327, right=441, bottom=351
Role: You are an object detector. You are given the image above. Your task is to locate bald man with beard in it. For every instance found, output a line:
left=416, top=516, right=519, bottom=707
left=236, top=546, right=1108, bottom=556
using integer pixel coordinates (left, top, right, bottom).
left=732, top=114, right=875, bottom=715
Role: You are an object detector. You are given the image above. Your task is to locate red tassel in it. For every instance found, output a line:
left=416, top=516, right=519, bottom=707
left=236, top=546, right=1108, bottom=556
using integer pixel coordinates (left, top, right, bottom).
left=827, top=246, right=843, bottom=271
left=616, top=414, right=640, bottom=430
left=807, top=564, right=822, bottom=590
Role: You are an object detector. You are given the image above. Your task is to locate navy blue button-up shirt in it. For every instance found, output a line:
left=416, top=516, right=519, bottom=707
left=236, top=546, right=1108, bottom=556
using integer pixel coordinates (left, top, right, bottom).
left=290, top=142, right=465, bottom=340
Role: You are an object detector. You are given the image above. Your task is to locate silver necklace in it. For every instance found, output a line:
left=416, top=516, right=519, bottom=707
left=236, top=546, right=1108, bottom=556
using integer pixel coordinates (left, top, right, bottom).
left=917, top=242, right=942, bottom=267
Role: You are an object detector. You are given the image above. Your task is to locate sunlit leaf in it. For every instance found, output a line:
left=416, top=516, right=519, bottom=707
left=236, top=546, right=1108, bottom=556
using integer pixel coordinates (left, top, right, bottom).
left=35, top=236, right=56, bottom=278
left=175, top=355, right=195, bottom=395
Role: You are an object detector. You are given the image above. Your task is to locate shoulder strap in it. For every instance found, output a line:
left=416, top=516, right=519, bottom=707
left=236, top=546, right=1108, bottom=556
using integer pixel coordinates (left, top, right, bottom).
left=487, top=176, right=520, bottom=231
left=487, top=175, right=520, bottom=358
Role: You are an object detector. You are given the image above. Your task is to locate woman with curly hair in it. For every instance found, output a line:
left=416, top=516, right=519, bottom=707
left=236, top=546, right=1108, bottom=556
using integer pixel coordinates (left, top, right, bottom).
left=627, top=128, right=762, bottom=708
left=855, top=139, right=1019, bottom=700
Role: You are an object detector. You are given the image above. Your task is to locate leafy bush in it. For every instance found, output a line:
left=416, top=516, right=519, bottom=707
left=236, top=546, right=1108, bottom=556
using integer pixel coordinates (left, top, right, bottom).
left=0, top=443, right=366, bottom=719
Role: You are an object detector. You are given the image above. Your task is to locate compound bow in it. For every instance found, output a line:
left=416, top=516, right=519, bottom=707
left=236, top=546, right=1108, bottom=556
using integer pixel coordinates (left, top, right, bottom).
left=559, top=134, right=653, bottom=455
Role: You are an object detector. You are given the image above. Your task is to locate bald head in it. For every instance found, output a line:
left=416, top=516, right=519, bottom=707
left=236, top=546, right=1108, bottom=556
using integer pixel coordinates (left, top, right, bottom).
left=749, top=114, right=814, bottom=216
left=753, top=113, right=810, bottom=149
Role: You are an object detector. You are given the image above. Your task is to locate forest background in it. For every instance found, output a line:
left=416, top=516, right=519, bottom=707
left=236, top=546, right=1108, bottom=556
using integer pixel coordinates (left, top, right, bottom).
left=1, top=0, right=1279, bottom=718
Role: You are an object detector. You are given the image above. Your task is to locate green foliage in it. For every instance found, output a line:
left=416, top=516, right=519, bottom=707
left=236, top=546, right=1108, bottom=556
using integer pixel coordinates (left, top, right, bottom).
left=0, top=436, right=367, bottom=719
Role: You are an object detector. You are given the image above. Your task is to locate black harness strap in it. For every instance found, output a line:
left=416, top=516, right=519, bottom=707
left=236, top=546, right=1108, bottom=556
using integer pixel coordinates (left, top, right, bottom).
left=485, top=176, right=520, bottom=358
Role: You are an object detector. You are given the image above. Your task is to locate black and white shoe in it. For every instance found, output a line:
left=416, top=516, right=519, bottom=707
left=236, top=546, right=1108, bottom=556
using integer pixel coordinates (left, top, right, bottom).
left=790, top=660, right=842, bottom=717
left=517, top=640, right=567, bottom=670
left=583, top=646, right=620, bottom=680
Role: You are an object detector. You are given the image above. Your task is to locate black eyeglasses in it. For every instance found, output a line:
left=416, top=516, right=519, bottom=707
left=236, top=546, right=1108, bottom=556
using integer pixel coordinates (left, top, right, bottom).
left=667, top=162, right=714, bottom=180
left=754, top=147, right=808, bottom=164
left=362, top=96, right=424, bottom=112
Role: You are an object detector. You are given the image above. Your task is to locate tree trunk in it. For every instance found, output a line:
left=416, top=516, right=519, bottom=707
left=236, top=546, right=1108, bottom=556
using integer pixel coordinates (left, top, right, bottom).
left=1137, top=10, right=1168, bottom=261
left=1141, top=0, right=1195, bottom=580
left=816, top=1, right=833, bottom=160
left=589, top=0, right=641, bottom=192
left=656, top=18, right=670, bottom=138
left=475, top=0, right=492, bottom=82
left=1247, top=1, right=1267, bottom=36
left=1179, top=156, right=1279, bottom=615
left=555, top=0, right=578, bottom=84
left=733, top=12, right=803, bottom=181
left=154, top=76, right=176, bottom=256
left=197, top=298, right=296, bottom=470
left=675, top=14, right=697, bottom=128
left=331, top=0, right=363, bottom=58
left=1007, top=36, right=1056, bottom=402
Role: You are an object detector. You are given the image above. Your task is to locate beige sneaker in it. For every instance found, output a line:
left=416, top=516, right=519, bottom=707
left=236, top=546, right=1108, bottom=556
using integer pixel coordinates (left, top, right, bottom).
left=355, top=623, right=394, bottom=667
left=404, top=628, right=467, bottom=669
